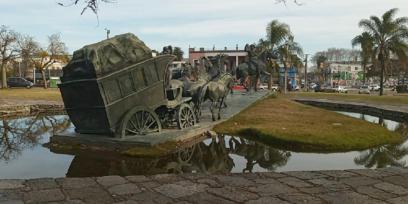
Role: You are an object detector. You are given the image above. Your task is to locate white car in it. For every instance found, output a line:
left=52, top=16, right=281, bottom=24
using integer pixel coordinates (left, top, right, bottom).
left=259, top=84, right=268, bottom=90
left=271, top=84, right=279, bottom=92
left=359, top=85, right=371, bottom=94
left=259, top=84, right=280, bottom=91
left=334, top=86, right=348, bottom=93
left=370, top=84, right=380, bottom=91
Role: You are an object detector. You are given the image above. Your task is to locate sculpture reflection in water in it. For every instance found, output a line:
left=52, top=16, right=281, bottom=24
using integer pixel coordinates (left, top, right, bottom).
left=354, top=122, right=408, bottom=169
left=0, top=114, right=70, bottom=162
left=64, top=135, right=292, bottom=177
left=229, top=137, right=291, bottom=172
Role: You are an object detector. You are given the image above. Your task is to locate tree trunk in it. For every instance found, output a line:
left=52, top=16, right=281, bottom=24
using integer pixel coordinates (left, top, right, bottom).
left=268, top=75, right=272, bottom=90
left=41, top=70, right=48, bottom=89
left=379, top=53, right=385, bottom=96
left=284, top=66, right=288, bottom=94
left=362, top=62, right=366, bottom=84
left=1, top=63, right=7, bottom=89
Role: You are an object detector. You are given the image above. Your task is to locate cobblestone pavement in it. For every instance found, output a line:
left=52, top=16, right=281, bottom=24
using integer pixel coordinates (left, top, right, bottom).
left=2, top=167, right=408, bottom=203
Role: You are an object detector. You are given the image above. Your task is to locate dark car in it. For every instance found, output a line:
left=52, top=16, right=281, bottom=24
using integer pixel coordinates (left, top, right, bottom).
left=7, top=77, right=34, bottom=88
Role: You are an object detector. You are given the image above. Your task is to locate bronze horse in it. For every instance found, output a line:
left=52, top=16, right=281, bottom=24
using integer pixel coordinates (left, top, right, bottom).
left=199, top=55, right=233, bottom=121
left=236, top=44, right=271, bottom=92
left=180, top=55, right=233, bottom=121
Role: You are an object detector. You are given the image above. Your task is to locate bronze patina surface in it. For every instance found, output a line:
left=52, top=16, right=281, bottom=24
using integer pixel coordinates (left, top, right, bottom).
left=59, top=33, right=175, bottom=136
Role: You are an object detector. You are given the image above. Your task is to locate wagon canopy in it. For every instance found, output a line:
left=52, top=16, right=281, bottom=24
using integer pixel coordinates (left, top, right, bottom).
left=62, top=33, right=153, bottom=81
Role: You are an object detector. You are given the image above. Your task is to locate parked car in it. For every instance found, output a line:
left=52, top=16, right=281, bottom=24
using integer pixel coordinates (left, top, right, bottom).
left=294, top=85, right=300, bottom=91
left=334, top=86, right=348, bottom=93
left=320, top=85, right=335, bottom=93
left=309, top=83, right=317, bottom=90
left=259, top=84, right=268, bottom=90
left=313, top=83, right=322, bottom=92
left=7, top=77, right=34, bottom=88
left=359, top=85, right=371, bottom=94
left=271, top=84, right=279, bottom=92
left=259, top=84, right=280, bottom=91
left=370, top=84, right=380, bottom=91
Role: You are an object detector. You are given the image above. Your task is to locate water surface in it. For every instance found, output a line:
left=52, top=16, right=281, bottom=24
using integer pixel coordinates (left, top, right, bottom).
left=0, top=112, right=406, bottom=179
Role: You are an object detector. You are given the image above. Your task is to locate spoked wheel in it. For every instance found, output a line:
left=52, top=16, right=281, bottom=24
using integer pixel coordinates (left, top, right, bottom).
left=190, top=102, right=201, bottom=122
left=177, top=103, right=197, bottom=129
left=177, top=144, right=196, bottom=163
left=119, top=107, right=162, bottom=138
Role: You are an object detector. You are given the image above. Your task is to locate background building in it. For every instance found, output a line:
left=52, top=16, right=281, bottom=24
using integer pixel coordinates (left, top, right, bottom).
left=188, top=46, right=248, bottom=71
left=329, top=63, right=363, bottom=86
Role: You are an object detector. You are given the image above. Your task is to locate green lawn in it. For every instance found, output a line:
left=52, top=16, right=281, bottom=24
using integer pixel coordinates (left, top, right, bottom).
left=0, top=88, right=62, bottom=103
left=286, top=92, right=408, bottom=106
left=214, top=95, right=404, bottom=152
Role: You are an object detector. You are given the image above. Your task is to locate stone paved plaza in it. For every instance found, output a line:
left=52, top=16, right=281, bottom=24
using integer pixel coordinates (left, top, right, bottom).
left=2, top=167, right=408, bottom=203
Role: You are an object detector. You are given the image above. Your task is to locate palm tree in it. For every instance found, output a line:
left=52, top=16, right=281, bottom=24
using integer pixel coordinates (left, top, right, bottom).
left=276, top=36, right=303, bottom=93
left=266, top=20, right=291, bottom=52
left=265, top=20, right=292, bottom=90
left=352, top=32, right=374, bottom=84
left=358, top=8, right=408, bottom=96
left=354, top=144, right=408, bottom=168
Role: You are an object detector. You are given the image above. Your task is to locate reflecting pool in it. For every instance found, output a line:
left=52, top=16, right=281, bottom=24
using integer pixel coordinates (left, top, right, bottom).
left=0, top=112, right=407, bottom=179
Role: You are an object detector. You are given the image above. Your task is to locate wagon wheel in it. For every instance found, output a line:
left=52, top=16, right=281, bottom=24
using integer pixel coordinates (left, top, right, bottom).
left=119, top=107, right=162, bottom=138
left=177, top=144, right=196, bottom=163
left=177, top=103, right=196, bottom=129
left=190, top=101, right=201, bottom=121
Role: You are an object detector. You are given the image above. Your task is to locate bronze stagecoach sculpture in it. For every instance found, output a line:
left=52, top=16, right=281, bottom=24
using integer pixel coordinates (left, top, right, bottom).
left=59, top=33, right=197, bottom=138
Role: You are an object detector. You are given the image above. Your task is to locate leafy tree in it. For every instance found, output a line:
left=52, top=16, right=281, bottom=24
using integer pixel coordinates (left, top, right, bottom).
left=352, top=32, right=375, bottom=84
left=314, top=55, right=328, bottom=84
left=173, top=47, right=184, bottom=61
left=358, top=8, right=408, bottom=95
left=0, top=26, right=19, bottom=89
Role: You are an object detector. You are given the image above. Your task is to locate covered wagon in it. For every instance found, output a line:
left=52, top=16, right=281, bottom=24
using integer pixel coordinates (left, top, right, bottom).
left=59, top=33, right=197, bottom=138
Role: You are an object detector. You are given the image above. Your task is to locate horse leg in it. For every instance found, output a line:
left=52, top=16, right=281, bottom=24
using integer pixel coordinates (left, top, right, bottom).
left=210, top=101, right=216, bottom=121
left=218, top=97, right=225, bottom=120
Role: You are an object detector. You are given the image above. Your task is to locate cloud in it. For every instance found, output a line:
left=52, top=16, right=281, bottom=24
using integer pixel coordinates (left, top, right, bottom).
left=1, top=0, right=407, bottom=55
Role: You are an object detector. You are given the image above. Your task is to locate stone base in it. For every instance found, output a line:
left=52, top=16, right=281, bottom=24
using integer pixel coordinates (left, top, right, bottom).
left=50, top=124, right=212, bottom=151
left=49, top=90, right=272, bottom=151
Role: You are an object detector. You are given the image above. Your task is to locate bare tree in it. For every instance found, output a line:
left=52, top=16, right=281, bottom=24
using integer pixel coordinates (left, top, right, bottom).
left=58, top=0, right=116, bottom=15
left=0, top=115, right=71, bottom=162
left=60, top=0, right=300, bottom=15
left=20, top=34, right=68, bottom=89
left=18, top=35, right=40, bottom=79
left=0, top=26, right=19, bottom=89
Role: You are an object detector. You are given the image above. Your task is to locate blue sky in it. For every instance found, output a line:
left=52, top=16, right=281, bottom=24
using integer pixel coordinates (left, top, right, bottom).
left=1, top=0, right=407, bottom=57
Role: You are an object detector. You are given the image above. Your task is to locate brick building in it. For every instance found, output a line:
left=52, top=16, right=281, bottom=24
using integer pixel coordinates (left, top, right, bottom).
left=188, top=46, right=248, bottom=71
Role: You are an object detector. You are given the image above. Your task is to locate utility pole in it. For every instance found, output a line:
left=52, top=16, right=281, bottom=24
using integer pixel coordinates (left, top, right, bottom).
left=304, top=54, right=309, bottom=91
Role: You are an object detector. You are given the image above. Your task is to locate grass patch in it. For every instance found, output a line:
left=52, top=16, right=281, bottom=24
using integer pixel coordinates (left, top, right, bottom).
left=287, top=92, right=408, bottom=106
left=0, top=88, right=62, bottom=102
left=214, top=96, right=404, bottom=152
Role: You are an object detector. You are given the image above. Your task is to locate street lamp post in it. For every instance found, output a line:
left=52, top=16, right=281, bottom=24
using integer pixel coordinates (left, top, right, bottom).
left=304, top=54, right=309, bottom=91
left=104, top=28, right=110, bottom=39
